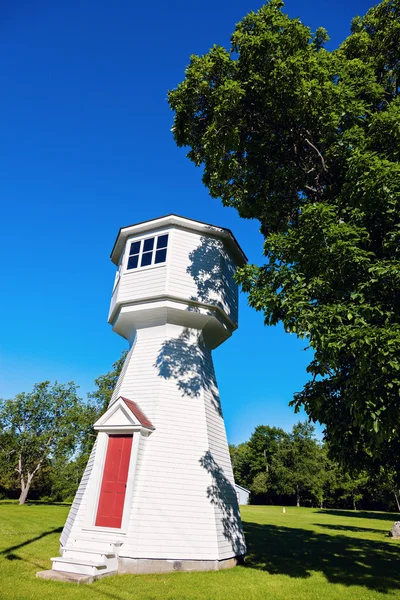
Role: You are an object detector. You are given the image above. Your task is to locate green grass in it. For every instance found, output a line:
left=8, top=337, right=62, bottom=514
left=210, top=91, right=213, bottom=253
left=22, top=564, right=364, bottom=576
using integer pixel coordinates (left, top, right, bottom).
left=1, top=501, right=400, bottom=599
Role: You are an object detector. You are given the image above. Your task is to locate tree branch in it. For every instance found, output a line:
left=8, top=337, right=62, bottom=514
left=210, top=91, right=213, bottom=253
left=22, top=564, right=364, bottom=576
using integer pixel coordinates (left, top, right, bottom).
left=305, top=138, right=327, bottom=172
left=17, top=454, right=25, bottom=493
left=31, top=434, right=54, bottom=478
left=305, top=185, right=318, bottom=193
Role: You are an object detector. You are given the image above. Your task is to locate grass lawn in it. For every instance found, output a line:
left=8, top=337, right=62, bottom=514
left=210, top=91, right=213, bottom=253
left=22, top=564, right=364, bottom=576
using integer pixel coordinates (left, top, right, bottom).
left=1, top=502, right=400, bottom=599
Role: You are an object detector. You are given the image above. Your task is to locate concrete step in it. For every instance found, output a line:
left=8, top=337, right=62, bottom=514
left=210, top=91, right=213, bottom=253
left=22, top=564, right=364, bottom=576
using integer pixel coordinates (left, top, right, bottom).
left=37, top=569, right=96, bottom=584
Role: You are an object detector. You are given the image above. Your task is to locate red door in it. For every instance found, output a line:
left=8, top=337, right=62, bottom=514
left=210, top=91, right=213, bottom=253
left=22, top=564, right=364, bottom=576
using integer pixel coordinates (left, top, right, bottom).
left=95, top=434, right=133, bottom=528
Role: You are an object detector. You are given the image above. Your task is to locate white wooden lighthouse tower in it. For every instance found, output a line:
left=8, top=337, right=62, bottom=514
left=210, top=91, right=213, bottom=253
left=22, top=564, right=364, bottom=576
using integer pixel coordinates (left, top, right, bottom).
left=39, top=215, right=247, bottom=582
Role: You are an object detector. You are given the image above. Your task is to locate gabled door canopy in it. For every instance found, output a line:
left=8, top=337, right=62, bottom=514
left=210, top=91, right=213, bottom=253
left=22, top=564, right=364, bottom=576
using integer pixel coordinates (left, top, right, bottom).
left=94, top=396, right=155, bottom=434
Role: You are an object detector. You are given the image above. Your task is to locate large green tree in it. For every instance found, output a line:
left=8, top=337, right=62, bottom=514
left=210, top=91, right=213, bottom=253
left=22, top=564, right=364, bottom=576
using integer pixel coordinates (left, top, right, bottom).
left=169, top=0, right=400, bottom=469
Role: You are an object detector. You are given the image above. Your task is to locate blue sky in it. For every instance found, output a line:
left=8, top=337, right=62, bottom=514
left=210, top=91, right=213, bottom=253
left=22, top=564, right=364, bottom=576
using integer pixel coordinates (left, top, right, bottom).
left=0, top=0, right=374, bottom=445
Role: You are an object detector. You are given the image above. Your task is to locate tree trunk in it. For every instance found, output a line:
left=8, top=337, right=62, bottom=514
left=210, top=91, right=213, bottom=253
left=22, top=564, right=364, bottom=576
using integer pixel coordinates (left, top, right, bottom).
left=16, top=448, right=47, bottom=505
left=393, top=489, right=400, bottom=512
left=18, top=485, right=30, bottom=505
left=18, top=471, right=34, bottom=505
left=296, top=485, right=300, bottom=507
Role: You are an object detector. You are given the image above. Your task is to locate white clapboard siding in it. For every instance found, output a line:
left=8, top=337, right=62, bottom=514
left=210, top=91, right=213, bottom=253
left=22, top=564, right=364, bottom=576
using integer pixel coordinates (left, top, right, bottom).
left=122, top=323, right=244, bottom=561
left=109, top=341, right=135, bottom=405
left=168, top=228, right=238, bottom=325
left=62, top=324, right=244, bottom=561
left=118, top=266, right=167, bottom=304
left=201, top=342, right=246, bottom=559
left=109, top=284, right=119, bottom=322
left=220, top=248, right=238, bottom=325
left=120, top=324, right=218, bottom=560
left=60, top=438, right=98, bottom=547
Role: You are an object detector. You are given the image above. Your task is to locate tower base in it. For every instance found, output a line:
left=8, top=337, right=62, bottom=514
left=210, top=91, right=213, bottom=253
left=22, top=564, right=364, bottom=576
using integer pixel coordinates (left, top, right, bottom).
left=118, top=555, right=244, bottom=574
left=36, top=556, right=244, bottom=584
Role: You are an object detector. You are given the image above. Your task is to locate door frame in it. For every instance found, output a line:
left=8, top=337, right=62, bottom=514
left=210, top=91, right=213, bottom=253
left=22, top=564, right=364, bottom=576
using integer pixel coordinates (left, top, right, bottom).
left=95, top=433, right=134, bottom=529
left=83, top=429, right=143, bottom=534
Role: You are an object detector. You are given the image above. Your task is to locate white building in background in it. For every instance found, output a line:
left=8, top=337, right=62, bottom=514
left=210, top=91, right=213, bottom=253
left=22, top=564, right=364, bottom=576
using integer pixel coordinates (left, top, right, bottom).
left=38, top=214, right=247, bottom=583
left=235, top=484, right=251, bottom=505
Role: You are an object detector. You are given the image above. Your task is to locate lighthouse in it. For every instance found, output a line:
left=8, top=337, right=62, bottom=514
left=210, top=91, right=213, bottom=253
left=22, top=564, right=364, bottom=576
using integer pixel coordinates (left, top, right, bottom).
left=39, top=214, right=247, bottom=582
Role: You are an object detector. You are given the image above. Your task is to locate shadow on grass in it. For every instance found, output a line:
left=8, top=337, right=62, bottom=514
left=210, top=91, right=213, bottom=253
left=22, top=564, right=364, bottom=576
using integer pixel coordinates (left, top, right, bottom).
left=0, top=527, right=62, bottom=557
left=27, top=501, right=71, bottom=506
left=243, top=520, right=400, bottom=592
left=5, top=553, right=22, bottom=561
left=314, top=523, right=385, bottom=535
left=317, top=509, right=398, bottom=522
left=0, top=500, right=71, bottom=506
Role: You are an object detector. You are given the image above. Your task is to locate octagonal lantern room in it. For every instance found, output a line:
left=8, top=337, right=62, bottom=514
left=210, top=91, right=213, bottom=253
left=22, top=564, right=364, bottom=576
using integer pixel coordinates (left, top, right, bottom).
left=108, top=214, right=246, bottom=347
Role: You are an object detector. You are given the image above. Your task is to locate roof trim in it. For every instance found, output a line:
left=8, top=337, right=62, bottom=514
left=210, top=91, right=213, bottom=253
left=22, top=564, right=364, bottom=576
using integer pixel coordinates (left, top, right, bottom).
left=110, top=214, right=247, bottom=266
left=120, top=397, right=154, bottom=430
left=235, top=484, right=251, bottom=493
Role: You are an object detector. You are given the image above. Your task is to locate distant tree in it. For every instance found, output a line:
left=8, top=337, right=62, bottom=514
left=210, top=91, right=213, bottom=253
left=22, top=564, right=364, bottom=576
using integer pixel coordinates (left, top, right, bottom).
left=382, top=471, right=400, bottom=512
left=169, top=0, right=400, bottom=469
left=250, top=471, right=270, bottom=499
left=317, top=447, right=342, bottom=508
left=272, top=422, right=325, bottom=507
left=247, top=425, right=289, bottom=479
left=336, top=470, right=370, bottom=511
left=364, top=467, right=400, bottom=513
left=88, top=350, right=128, bottom=415
left=49, top=454, right=90, bottom=502
left=0, top=381, right=92, bottom=504
left=229, top=442, right=252, bottom=489
left=0, top=431, right=19, bottom=497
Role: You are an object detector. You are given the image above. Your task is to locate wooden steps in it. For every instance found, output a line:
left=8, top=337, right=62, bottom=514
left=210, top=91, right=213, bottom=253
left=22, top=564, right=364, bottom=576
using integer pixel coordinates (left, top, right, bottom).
left=45, top=538, right=120, bottom=579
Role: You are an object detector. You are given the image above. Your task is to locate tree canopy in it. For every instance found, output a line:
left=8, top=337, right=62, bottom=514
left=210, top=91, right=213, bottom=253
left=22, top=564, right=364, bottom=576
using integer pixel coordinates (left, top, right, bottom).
left=0, top=351, right=127, bottom=504
left=0, top=381, right=93, bottom=504
left=169, top=0, right=400, bottom=469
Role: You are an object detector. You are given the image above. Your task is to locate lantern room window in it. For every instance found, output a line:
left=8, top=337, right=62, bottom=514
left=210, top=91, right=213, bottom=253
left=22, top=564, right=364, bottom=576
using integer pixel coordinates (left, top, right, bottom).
left=127, top=234, right=169, bottom=270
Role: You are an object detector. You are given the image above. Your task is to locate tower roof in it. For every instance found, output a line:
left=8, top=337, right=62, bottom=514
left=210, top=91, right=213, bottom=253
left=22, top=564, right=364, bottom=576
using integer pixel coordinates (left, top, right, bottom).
left=110, top=214, right=247, bottom=266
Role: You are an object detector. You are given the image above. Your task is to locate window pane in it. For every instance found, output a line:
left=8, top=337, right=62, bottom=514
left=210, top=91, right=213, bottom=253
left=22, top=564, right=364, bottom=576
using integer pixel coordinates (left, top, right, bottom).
left=157, top=234, right=168, bottom=249
left=143, top=237, right=154, bottom=252
left=141, top=252, right=152, bottom=267
left=130, top=241, right=140, bottom=255
left=154, top=248, right=167, bottom=264
left=127, top=255, right=139, bottom=270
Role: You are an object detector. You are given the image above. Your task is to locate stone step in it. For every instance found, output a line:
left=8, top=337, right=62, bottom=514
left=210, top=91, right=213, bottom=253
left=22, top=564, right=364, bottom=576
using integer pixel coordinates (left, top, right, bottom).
left=37, top=569, right=95, bottom=584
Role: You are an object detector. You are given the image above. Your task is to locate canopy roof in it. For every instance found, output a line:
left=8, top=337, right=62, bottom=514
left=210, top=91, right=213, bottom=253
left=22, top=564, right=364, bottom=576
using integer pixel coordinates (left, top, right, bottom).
left=120, top=397, right=154, bottom=430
